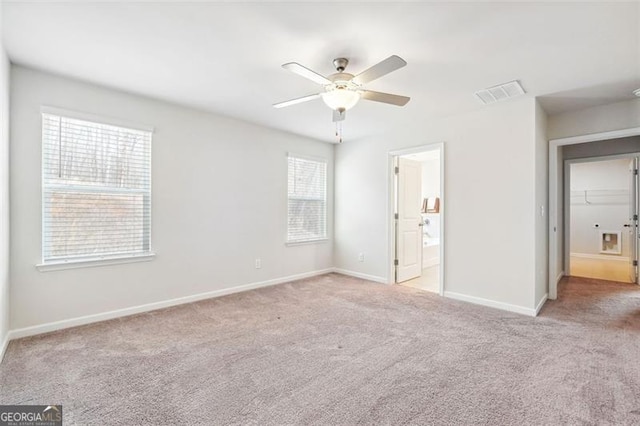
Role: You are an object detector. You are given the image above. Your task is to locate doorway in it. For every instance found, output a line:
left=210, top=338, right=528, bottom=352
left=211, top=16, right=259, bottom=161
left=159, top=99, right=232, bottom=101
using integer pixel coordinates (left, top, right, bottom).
left=566, top=155, right=639, bottom=284
left=389, top=144, right=444, bottom=294
left=549, top=128, right=640, bottom=300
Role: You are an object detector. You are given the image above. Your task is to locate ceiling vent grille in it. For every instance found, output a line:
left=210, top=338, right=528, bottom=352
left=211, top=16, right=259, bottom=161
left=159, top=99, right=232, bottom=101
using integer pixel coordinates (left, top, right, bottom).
left=474, top=80, right=526, bottom=105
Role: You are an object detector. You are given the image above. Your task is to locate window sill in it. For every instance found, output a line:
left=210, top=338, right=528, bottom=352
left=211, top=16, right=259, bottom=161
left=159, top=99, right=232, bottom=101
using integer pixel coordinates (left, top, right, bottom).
left=36, top=253, right=156, bottom=272
left=285, top=238, right=329, bottom=247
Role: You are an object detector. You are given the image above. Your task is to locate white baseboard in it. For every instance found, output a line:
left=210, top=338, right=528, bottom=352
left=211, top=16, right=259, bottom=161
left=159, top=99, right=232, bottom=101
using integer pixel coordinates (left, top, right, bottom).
left=7, top=268, right=334, bottom=341
left=535, top=293, right=548, bottom=316
left=332, top=268, right=388, bottom=284
left=443, top=291, right=536, bottom=317
left=570, top=252, right=629, bottom=262
left=0, top=332, right=9, bottom=363
left=557, top=271, right=565, bottom=284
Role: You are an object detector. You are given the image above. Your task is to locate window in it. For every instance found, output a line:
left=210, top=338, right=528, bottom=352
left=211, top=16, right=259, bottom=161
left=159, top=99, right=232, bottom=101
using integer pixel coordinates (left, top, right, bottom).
left=41, top=111, right=152, bottom=266
left=287, top=154, right=327, bottom=243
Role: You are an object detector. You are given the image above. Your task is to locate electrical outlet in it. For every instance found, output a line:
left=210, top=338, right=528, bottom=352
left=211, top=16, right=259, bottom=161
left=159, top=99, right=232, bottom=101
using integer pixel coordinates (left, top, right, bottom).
left=358, top=253, right=365, bottom=262
left=255, top=258, right=261, bottom=269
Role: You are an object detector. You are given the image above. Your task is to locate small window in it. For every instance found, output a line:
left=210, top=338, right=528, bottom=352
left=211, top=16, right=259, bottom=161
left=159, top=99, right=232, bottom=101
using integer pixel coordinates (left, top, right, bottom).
left=287, top=154, right=327, bottom=243
left=41, top=111, right=152, bottom=265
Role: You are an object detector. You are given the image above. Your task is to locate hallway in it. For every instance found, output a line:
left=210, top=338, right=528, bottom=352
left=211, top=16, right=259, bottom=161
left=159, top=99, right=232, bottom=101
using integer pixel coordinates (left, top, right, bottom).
left=543, top=275, right=640, bottom=329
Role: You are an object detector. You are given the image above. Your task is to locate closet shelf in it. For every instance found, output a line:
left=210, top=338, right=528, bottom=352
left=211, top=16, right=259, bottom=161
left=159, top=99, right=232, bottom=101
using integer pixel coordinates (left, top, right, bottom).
left=570, top=189, right=629, bottom=206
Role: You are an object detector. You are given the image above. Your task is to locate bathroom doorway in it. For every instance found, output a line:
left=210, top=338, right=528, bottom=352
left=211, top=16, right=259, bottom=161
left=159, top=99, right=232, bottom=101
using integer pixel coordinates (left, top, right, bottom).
left=566, top=154, right=639, bottom=283
left=389, top=144, right=444, bottom=294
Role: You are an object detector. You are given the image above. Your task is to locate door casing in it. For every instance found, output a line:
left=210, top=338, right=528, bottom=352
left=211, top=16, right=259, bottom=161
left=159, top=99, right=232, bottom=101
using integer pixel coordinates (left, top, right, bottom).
left=388, top=143, right=445, bottom=295
left=549, top=127, right=640, bottom=299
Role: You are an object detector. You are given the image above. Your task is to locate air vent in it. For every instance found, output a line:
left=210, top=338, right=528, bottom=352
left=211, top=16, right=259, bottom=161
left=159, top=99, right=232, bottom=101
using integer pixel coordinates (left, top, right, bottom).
left=474, top=80, right=526, bottom=105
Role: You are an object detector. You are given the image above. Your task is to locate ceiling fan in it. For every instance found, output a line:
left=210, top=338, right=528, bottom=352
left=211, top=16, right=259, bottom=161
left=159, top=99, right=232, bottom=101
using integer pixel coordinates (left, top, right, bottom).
left=273, top=55, right=410, bottom=122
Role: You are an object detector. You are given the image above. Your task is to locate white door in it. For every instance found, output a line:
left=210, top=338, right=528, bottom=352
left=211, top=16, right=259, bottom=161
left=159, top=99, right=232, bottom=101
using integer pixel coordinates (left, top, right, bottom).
left=396, top=158, right=422, bottom=282
left=629, top=158, right=639, bottom=283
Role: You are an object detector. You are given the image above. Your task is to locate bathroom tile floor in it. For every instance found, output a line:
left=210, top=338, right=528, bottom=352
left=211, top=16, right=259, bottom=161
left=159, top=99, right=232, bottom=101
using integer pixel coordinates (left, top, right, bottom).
left=399, top=265, right=440, bottom=293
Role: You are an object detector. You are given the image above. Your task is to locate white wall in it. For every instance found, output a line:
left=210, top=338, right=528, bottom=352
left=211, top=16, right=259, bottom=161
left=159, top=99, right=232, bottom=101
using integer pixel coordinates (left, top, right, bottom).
left=10, top=66, right=334, bottom=330
left=569, top=159, right=631, bottom=258
left=335, top=97, right=538, bottom=311
left=0, top=2, right=11, bottom=352
left=534, top=100, right=548, bottom=306
left=548, top=99, right=640, bottom=140
left=421, top=156, right=440, bottom=240
left=421, top=158, right=440, bottom=199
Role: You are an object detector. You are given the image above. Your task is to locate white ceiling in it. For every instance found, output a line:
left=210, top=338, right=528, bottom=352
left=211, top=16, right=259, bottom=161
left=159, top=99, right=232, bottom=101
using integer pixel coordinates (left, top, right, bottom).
left=3, top=1, right=639, bottom=143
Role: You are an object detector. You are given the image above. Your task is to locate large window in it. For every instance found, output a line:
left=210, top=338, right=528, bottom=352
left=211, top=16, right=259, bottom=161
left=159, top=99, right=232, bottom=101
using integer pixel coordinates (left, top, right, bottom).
left=287, top=154, right=327, bottom=243
left=41, top=111, right=152, bottom=265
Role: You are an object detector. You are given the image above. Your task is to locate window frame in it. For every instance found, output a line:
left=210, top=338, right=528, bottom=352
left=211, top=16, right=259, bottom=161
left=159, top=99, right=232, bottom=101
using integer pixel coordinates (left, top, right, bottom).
left=286, top=153, right=328, bottom=245
left=37, top=106, right=155, bottom=272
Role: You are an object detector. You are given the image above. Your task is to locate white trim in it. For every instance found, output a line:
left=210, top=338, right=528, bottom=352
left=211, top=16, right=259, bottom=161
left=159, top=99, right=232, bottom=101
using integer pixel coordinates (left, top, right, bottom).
left=570, top=252, right=629, bottom=262
left=549, top=126, right=640, bottom=301
left=41, top=105, right=155, bottom=133
left=0, top=333, right=9, bottom=363
left=7, top=268, right=333, bottom=340
left=557, top=271, right=565, bottom=284
left=535, top=293, right=548, bottom=316
left=37, top=253, right=156, bottom=272
left=332, top=268, right=388, bottom=284
left=549, top=127, right=640, bottom=146
left=285, top=238, right=329, bottom=247
left=444, top=291, right=536, bottom=317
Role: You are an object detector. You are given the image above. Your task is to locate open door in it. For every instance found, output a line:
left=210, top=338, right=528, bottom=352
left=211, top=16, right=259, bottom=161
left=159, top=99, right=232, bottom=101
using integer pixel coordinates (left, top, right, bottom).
left=396, top=158, right=422, bottom=282
left=629, top=158, right=639, bottom=284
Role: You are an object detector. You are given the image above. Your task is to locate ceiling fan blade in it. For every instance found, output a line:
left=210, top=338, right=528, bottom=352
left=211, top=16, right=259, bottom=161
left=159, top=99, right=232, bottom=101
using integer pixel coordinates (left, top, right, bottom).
left=361, top=90, right=410, bottom=106
left=332, top=110, right=346, bottom=122
left=282, top=62, right=331, bottom=85
left=352, top=55, right=407, bottom=85
left=273, top=93, right=322, bottom=109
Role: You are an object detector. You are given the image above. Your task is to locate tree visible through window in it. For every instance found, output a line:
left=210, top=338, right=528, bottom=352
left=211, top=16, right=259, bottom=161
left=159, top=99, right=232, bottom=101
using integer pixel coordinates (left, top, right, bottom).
left=287, top=154, right=326, bottom=243
left=42, top=112, right=152, bottom=263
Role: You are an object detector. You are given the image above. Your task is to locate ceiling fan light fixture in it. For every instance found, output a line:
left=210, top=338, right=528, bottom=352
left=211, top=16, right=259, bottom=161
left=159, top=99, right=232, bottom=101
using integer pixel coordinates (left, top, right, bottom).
left=322, top=87, right=361, bottom=112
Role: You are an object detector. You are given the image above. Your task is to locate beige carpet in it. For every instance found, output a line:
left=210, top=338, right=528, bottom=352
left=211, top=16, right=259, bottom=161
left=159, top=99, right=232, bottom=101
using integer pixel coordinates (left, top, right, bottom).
left=1, top=273, right=639, bottom=425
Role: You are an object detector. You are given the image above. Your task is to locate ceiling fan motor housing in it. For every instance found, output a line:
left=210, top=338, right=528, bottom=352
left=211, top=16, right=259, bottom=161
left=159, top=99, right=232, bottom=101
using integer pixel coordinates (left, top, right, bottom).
left=333, top=58, right=349, bottom=72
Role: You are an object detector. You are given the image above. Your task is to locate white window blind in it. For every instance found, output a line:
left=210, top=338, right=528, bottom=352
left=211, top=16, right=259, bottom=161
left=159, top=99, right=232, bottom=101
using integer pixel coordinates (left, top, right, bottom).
left=287, top=154, right=327, bottom=243
left=42, top=112, right=152, bottom=263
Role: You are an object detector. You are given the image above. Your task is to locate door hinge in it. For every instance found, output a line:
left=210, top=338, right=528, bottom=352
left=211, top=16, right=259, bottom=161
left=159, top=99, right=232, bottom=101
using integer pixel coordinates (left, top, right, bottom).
left=394, top=259, right=399, bottom=266
left=634, top=214, right=638, bottom=221
left=395, top=166, right=399, bottom=174
left=394, top=213, right=399, bottom=220
left=634, top=169, right=638, bottom=175
left=634, top=260, right=638, bottom=267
